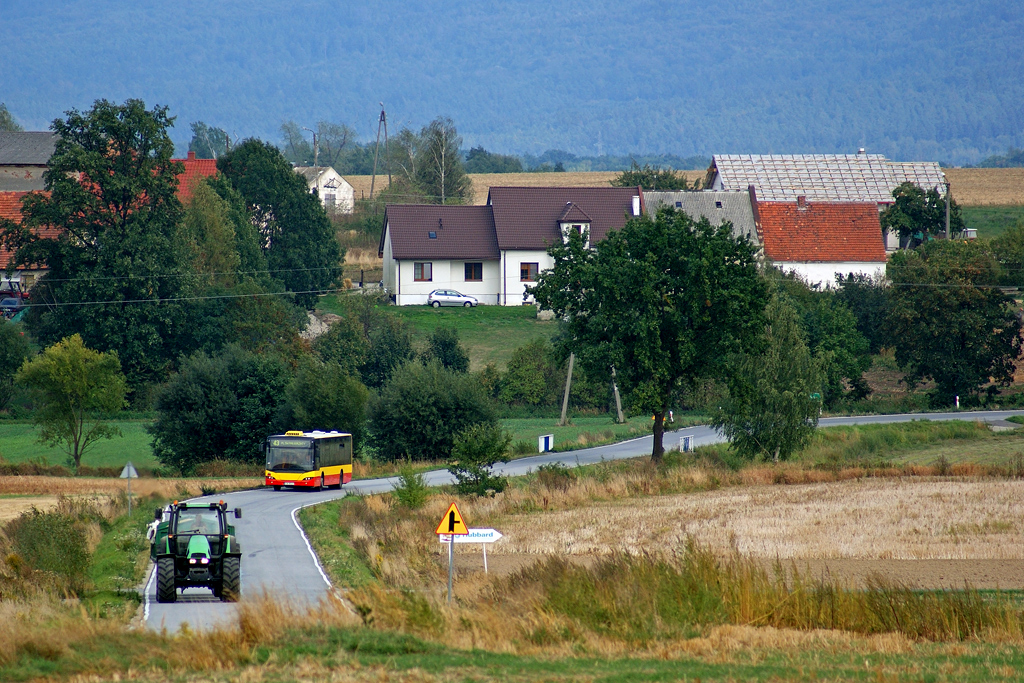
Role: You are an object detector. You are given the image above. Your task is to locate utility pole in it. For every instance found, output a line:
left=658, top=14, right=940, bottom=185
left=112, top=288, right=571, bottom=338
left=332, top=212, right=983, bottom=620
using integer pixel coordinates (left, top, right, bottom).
left=610, top=366, right=625, bottom=423
left=558, top=353, right=575, bottom=427
left=370, top=104, right=390, bottom=201
left=303, top=126, right=321, bottom=199
left=945, top=181, right=951, bottom=238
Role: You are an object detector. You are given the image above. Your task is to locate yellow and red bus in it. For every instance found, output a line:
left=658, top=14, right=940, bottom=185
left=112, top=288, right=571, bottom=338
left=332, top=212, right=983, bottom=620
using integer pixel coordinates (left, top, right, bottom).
left=264, top=430, right=353, bottom=490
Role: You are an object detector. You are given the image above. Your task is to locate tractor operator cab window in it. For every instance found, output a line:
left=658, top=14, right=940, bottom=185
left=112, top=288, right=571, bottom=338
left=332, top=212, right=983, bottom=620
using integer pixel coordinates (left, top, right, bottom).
left=175, top=510, right=221, bottom=535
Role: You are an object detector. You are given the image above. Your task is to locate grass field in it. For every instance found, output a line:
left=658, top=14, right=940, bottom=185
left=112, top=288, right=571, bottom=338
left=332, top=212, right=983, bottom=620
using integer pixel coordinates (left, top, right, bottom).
left=0, top=421, right=157, bottom=470
left=961, top=204, right=1024, bottom=239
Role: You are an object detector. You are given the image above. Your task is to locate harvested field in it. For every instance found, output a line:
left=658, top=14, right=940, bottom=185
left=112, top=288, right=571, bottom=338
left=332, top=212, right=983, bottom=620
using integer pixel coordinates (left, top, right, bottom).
left=945, top=167, right=1024, bottom=206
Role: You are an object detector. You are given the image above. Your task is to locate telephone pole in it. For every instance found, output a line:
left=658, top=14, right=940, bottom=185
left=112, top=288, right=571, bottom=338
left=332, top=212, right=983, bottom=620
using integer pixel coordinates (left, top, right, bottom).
left=370, top=104, right=390, bottom=201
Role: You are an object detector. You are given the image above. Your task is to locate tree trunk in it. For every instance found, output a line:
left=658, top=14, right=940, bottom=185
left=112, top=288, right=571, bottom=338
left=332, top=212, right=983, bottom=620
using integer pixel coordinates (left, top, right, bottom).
left=651, top=410, right=665, bottom=463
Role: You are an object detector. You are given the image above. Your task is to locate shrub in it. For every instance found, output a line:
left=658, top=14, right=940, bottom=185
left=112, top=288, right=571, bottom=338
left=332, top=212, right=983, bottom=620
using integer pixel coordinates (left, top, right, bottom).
left=448, top=422, right=511, bottom=495
left=420, top=326, right=469, bottom=373
left=282, top=357, right=369, bottom=448
left=392, top=466, right=429, bottom=509
left=4, top=501, right=97, bottom=595
left=535, top=462, right=575, bottom=491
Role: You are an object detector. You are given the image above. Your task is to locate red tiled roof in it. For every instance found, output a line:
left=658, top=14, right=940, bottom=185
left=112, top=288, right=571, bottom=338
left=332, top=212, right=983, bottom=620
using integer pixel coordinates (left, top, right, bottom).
left=382, top=205, right=499, bottom=261
left=487, top=187, right=641, bottom=250
left=173, top=151, right=218, bottom=203
left=0, top=191, right=59, bottom=270
left=758, top=201, right=886, bottom=263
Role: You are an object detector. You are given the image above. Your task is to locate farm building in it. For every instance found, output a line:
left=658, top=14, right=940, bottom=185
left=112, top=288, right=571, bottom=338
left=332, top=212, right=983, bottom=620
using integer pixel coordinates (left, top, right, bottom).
left=294, top=166, right=354, bottom=214
left=0, top=132, right=57, bottom=192
left=643, top=190, right=759, bottom=244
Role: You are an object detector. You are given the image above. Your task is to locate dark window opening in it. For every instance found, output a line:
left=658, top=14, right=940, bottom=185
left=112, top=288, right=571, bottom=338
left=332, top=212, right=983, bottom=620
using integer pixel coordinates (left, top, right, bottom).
left=414, top=262, right=432, bottom=281
left=465, top=262, right=483, bottom=281
left=675, top=201, right=682, bottom=208
left=715, top=201, right=723, bottom=209
left=428, top=231, right=437, bottom=239
left=520, top=262, right=539, bottom=282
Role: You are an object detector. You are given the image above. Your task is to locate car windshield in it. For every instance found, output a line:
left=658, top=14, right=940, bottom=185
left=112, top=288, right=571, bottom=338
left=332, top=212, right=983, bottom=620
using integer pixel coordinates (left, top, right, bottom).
left=175, top=510, right=221, bottom=535
left=266, top=438, right=313, bottom=472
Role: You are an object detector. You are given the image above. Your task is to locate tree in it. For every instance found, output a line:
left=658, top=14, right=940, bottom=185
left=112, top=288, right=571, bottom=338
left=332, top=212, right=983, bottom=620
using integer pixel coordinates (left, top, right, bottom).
left=279, top=121, right=313, bottom=165
left=368, top=361, right=497, bottom=462
left=16, top=335, right=126, bottom=472
left=0, top=99, right=194, bottom=388
left=886, top=240, right=1021, bottom=405
left=313, top=315, right=369, bottom=377
left=990, top=220, right=1024, bottom=287
left=611, top=161, right=698, bottom=190
left=531, top=208, right=767, bottom=462
left=316, top=121, right=355, bottom=168
left=0, top=103, right=23, bottom=132
left=282, top=357, right=369, bottom=448
left=0, top=318, right=31, bottom=411
left=713, top=293, right=822, bottom=462
left=150, top=345, right=290, bottom=473
left=182, top=180, right=242, bottom=286
left=464, top=146, right=524, bottom=174
left=881, top=182, right=964, bottom=247
left=499, top=338, right=560, bottom=406
left=448, top=422, right=511, bottom=495
left=217, top=139, right=342, bottom=308
left=360, top=314, right=415, bottom=388
left=188, top=121, right=229, bottom=159
left=421, top=326, right=469, bottom=373
left=415, top=117, right=471, bottom=204
left=835, top=273, right=889, bottom=353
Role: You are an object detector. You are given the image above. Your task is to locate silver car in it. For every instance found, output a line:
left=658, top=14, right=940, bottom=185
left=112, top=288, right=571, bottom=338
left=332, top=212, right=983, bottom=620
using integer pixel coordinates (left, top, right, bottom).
left=426, top=289, right=478, bottom=307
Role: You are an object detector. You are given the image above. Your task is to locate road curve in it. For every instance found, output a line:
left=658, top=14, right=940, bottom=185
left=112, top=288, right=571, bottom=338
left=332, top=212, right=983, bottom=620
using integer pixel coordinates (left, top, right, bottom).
left=143, top=409, right=1024, bottom=632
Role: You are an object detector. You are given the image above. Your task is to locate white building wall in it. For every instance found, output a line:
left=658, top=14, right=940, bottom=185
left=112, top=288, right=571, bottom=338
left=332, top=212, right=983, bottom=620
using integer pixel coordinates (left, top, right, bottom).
left=382, top=228, right=397, bottom=293
left=391, top=259, right=502, bottom=306
left=778, top=261, right=886, bottom=288
left=499, top=249, right=554, bottom=306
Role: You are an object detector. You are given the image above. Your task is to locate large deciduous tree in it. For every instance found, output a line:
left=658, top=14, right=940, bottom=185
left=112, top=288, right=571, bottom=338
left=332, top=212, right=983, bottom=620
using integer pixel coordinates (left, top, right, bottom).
left=217, top=139, right=342, bottom=309
left=881, top=182, right=964, bottom=248
left=886, top=240, right=1021, bottom=405
left=415, top=117, right=471, bottom=204
left=0, top=318, right=31, bottom=411
left=0, top=99, right=194, bottom=388
left=188, top=121, right=229, bottom=159
left=16, top=334, right=127, bottom=472
left=531, top=208, right=768, bottom=462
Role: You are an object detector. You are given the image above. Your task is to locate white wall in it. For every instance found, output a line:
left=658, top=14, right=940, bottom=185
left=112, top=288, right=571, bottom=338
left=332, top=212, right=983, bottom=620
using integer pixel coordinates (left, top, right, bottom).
left=382, top=229, right=397, bottom=293
left=778, top=261, right=886, bottom=288
left=499, top=249, right=554, bottom=306
left=391, top=258, right=502, bottom=306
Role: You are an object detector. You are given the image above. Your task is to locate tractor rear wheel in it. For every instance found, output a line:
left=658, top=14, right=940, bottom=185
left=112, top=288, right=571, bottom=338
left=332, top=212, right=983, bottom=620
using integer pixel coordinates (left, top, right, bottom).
left=221, top=557, right=240, bottom=602
left=156, top=558, right=176, bottom=603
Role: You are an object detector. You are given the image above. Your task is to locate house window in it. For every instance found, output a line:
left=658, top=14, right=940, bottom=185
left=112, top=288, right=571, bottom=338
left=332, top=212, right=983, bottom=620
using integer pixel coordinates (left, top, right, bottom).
left=428, top=231, right=437, bottom=239
left=324, top=193, right=337, bottom=206
left=414, top=262, right=432, bottom=281
left=675, top=201, right=682, bottom=208
left=715, top=201, right=723, bottom=209
left=465, top=262, right=483, bottom=281
left=572, top=224, right=583, bottom=235
left=520, top=262, right=539, bottom=282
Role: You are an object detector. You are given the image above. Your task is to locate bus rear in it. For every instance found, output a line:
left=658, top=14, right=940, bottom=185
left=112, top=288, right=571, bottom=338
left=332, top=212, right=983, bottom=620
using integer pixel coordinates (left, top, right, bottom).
left=264, top=430, right=353, bottom=490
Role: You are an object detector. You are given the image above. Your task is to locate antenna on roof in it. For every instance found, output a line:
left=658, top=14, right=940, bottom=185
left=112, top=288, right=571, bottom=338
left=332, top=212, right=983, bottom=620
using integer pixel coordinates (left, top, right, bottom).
left=369, top=103, right=390, bottom=204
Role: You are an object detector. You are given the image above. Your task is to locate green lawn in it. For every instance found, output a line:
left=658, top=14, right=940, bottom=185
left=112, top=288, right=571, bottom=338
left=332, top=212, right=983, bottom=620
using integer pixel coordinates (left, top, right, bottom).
left=962, top=204, right=1024, bottom=239
left=0, top=420, right=157, bottom=469
left=318, top=293, right=556, bottom=370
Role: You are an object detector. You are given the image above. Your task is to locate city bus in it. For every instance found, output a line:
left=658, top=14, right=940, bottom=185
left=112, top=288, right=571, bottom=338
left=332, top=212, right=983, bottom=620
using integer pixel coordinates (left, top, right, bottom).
left=264, top=430, right=353, bottom=490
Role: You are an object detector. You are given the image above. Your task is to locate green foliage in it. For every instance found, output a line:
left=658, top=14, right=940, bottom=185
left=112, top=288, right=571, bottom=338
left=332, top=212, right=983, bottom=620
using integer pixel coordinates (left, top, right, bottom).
left=420, top=326, right=469, bottom=373
left=188, top=121, right=228, bottom=159
left=834, top=273, right=889, bottom=353
left=361, top=315, right=415, bottom=389
left=0, top=102, right=22, bottom=132
left=181, top=180, right=241, bottom=284
left=881, top=182, right=964, bottom=246
left=415, top=117, right=471, bottom=204
left=1, top=99, right=194, bottom=388
left=16, top=335, right=127, bottom=472
left=464, top=146, right=524, bottom=173
left=448, top=422, right=511, bottom=495
left=150, top=345, right=290, bottom=473
left=531, top=207, right=767, bottom=461
left=282, top=357, right=369, bottom=447
left=0, top=318, right=31, bottom=411
left=392, top=465, right=430, bottom=509
left=217, top=139, right=342, bottom=308
left=977, top=147, right=1024, bottom=168
left=989, top=219, right=1024, bottom=287
left=713, top=294, right=822, bottom=461
left=499, top=339, right=559, bottom=406
left=313, top=315, right=369, bottom=377
left=5, top=502, right=96, bottom=595
left=369, top=361, right=497, bottom=462
left=611, top=161, right=698, bottom=190
left=886, top=239, right=1022, bottom=406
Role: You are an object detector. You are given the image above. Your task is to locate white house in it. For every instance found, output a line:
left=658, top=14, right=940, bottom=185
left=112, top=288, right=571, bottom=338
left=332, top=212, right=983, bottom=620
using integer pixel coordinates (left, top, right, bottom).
left=294, top=166, right=354, bottom=214
left=378, top=186, right=643, bottom=305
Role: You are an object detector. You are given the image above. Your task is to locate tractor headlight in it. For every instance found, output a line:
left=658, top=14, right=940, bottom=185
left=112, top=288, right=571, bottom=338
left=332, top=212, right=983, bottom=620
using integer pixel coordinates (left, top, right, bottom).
left=201, top=558, right=209, bottom=565
left=189, top=558, right=197, bottom=565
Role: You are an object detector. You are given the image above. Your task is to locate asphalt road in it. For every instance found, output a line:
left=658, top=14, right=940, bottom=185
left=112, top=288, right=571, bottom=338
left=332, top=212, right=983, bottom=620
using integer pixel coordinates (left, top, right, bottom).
left=143, top=409, right=1024, bottom=632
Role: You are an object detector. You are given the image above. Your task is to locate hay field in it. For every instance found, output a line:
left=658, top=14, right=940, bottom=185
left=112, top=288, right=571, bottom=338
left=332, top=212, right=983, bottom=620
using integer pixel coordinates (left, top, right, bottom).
left=945, top=168, right=1024, bottom=206
left=492, top=478, right=1024, bottom=561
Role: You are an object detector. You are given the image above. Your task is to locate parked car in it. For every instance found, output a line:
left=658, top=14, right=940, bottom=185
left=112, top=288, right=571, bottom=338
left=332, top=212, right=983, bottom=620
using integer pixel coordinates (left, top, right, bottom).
left=0, top=297, right=25, bottom=319
left=426, top=289, right=478, bottom=308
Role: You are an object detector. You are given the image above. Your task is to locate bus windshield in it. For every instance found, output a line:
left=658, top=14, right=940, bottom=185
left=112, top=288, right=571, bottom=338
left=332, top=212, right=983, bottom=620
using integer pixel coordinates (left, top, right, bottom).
left=266, top=438, right=313, bottom=472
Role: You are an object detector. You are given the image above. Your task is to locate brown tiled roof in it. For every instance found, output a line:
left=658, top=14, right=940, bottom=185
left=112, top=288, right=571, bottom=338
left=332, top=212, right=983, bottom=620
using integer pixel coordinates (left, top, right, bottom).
left=487, top=187, right=640, bottom=250
left=382, top=205, right=499, bottom=260
left=558, top=202, right=592, bottom=223
left=0, top=191, right=59, bottom=270
left=758, top=201, right=886, bottom=263
left=173, top=151, right=219, bottom=203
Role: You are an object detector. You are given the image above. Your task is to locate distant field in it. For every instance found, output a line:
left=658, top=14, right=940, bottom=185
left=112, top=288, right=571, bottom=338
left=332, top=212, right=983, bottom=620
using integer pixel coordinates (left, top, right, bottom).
left=961, top=204, right=1024, bottom=239
left=945, top=167, right=1024, bottom=206
left=0, top=421, right=157, bottom=469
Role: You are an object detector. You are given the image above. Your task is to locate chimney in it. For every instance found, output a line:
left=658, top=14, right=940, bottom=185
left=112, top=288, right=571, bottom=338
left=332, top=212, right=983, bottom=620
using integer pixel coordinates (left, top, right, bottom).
left=631, top=195, right=641, bottom=217
left=857, top=147, right=866, bottom=155
left=797, top=195, right=807, bottom=209
left=187, top=150, right=196, bottom=160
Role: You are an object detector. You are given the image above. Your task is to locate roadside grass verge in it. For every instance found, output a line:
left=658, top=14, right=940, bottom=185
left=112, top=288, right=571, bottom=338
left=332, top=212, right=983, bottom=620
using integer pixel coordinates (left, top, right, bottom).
left=297, top=499, right=375, bottom=589
left=83, top=496, right=160, bottom=616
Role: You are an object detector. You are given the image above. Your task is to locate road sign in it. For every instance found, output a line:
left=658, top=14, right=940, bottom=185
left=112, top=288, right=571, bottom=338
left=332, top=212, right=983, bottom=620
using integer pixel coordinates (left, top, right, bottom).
left=435, top=502, right=468, bottom=536
left=119, top=462, right=138, bottom=479
left=438, top=528, right=503, bottom=544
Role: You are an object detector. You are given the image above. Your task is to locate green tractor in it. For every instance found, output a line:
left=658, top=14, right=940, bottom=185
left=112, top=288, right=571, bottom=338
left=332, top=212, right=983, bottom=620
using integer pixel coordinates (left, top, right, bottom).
left=150, top=501, right=242, bottom=603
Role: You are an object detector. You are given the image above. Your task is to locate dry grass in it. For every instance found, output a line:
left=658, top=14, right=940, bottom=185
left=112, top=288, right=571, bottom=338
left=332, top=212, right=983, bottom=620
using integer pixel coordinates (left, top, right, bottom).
left=945, top=168, right=1024, bottom=206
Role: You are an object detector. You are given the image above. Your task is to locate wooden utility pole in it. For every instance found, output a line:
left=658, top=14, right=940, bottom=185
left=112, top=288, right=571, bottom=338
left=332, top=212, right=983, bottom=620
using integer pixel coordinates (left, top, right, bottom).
left=945, top=181, right=951, bottom=237
left=610, top=366, right=625, bottom=423
left=558, top=353, right=575, bottom=426
left=369, top=104, right=390, bottom=201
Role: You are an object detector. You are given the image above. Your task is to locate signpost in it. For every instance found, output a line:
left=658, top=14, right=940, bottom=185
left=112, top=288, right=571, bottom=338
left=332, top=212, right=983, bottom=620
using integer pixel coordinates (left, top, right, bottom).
left=439, top=528, right=503, bottom=573
left=119, top=462, right=139, bottom=516
left=434, top=502, right=468, bottom=604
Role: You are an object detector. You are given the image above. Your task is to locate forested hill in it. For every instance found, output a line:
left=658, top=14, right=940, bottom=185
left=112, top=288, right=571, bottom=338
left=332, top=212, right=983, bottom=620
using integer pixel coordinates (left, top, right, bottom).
left=1, top=0, right=1021, bottom=165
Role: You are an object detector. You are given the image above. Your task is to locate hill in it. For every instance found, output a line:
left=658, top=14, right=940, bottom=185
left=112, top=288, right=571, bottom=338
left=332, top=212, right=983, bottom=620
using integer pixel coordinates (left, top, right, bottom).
left=0, top=1, right=1021, bottom=165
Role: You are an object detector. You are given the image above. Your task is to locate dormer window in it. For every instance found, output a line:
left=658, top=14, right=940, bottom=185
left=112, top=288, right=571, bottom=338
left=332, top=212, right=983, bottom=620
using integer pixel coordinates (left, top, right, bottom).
left=558, top=202, right=593, bottom=248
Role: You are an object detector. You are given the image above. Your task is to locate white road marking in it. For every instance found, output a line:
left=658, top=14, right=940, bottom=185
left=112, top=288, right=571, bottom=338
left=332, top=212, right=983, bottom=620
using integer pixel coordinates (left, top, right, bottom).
left=292, top=500, right=335, bottom=588
left=143, top=563, right=156, bottom=621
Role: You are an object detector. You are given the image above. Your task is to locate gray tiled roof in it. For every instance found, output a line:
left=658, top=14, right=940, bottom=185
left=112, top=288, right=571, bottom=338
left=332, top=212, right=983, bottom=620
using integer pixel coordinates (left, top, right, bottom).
left=0, top=132, right=57, bottom=165
left=707, top=154, right=945, bottom=203
left=643, top=191, right=759, bottom=243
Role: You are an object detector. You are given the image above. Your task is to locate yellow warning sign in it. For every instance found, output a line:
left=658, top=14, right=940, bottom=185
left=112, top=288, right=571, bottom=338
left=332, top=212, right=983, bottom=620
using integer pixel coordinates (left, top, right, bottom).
left=434, top=502, right=469, bottom=535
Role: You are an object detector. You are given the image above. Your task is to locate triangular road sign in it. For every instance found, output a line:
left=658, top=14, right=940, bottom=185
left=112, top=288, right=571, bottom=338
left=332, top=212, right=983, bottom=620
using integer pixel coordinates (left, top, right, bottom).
left=119, top=462, right=138, bottom=479
left=434, top=502, right=468, bottom=535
